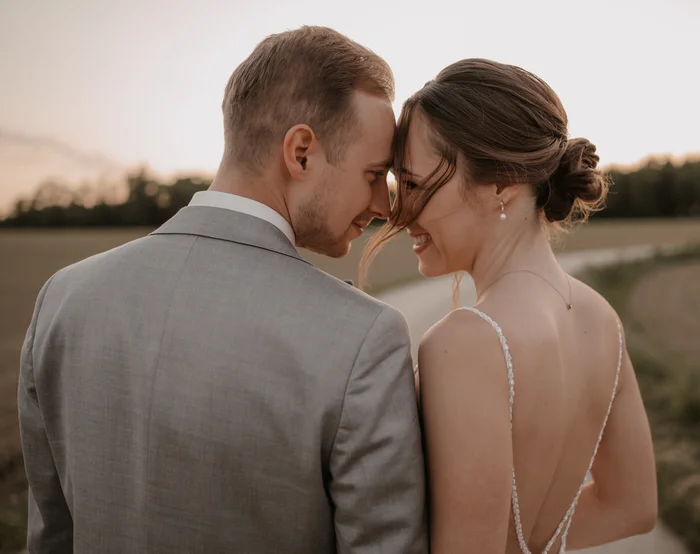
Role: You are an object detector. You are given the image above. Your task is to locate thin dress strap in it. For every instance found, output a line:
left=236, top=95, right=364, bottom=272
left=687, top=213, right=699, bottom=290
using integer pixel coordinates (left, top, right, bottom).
left=459, top=307, right=624, bottom=554
left=556, top=319, right=624, bottom=553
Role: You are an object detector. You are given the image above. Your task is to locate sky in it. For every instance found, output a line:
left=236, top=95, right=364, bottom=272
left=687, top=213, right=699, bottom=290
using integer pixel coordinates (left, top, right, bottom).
left=1, top=0, right=699, bottom=208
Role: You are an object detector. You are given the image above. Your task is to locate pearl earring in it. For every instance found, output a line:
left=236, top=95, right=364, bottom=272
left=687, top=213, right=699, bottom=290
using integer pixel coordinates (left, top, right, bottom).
left=499, top=200, right=507, bottom=221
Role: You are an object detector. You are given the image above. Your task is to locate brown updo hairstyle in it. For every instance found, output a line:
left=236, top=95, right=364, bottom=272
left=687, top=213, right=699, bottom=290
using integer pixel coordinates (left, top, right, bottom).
left=360, top=58, right=609, bottom=286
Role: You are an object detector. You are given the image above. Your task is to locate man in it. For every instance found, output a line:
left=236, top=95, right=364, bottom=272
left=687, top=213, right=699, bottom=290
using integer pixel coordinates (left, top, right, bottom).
left=18, top=26, right=427, bottom=553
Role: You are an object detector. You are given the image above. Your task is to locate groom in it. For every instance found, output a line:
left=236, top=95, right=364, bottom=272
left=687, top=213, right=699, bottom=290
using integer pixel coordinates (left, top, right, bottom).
left=18, top=26, right=427, bottom=553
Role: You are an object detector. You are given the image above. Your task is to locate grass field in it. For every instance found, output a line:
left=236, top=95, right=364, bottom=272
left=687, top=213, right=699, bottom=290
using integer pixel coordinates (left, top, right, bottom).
left=582, top=247, right=700, bottom=553
left=1, top=218, right=700, bottom=551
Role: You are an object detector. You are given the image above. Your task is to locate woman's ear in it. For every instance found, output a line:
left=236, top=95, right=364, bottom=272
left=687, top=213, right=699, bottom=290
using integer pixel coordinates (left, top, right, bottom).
left=495, top=182, right=525, bottom=205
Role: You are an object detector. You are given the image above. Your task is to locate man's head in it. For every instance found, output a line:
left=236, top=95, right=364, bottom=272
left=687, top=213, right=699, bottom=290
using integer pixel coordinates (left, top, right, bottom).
left=220, top=26, right=396, bottom=257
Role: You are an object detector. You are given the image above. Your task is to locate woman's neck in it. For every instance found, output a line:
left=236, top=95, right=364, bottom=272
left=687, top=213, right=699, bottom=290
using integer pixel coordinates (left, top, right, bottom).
left=470, top=221, right=562, bottom=300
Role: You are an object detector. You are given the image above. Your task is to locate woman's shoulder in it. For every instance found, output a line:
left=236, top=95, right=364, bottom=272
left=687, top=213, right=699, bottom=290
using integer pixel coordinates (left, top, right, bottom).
left=569, top=275, right=623, bottom=334
left=421, top=307, right=496, bottom=349
left=417, top=307, right=510, bottom=378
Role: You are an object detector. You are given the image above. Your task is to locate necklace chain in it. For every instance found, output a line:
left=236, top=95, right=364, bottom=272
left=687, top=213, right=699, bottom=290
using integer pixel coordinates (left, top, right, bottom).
left=478, top=269, right=573, bottom=310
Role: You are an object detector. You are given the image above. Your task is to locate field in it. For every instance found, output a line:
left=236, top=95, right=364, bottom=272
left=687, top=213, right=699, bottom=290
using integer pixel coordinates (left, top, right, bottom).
left=583, top=247, right=700, bottom=553
left=306, top=218, right=700, bottom=291
left=1, top=218, right=700, bottom=551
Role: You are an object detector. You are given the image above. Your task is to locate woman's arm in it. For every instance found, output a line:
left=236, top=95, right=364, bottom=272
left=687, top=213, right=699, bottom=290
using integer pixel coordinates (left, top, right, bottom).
left=565, top=333, right=658, bottom=549
left=419, top=310, right=513, bottom=553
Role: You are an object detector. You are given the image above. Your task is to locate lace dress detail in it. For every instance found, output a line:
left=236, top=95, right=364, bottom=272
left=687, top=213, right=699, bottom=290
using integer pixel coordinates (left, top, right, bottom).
left=460, top=307, right=623, bottom=554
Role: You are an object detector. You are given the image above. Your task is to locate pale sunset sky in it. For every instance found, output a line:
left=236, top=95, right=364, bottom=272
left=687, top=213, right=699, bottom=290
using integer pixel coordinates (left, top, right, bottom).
left=0, top=0, right=698, bottom=209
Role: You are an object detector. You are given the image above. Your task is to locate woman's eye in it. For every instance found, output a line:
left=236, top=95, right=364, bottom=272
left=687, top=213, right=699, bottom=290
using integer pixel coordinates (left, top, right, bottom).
left=405, top=180, right=418, bottom=191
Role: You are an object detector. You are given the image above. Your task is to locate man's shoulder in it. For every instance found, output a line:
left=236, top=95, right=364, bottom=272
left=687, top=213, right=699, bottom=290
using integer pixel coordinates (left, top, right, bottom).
left=40, top=235, right=154, bottom=295
left=294, top=263, right=410, bottom=337
left=298, top=262, right=390, bottom=312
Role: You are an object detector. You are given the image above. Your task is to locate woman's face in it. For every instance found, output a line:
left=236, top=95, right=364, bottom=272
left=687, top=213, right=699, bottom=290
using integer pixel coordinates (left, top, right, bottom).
left=400, top=113, right=497, bottom=277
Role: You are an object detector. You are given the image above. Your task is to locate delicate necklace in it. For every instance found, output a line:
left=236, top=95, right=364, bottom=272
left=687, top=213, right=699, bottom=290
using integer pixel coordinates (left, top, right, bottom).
left=478, top=269, right=573, bottom=310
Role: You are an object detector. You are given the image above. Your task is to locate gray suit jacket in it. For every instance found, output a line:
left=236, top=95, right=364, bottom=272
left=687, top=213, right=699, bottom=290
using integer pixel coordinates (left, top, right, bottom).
left=18, top=206, right=428, bottom=554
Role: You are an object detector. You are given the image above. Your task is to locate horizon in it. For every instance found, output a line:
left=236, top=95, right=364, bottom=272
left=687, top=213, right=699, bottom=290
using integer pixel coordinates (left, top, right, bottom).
left=1, top=0, right=699, bottom=211
left=2, top=126, right=698, bottom=218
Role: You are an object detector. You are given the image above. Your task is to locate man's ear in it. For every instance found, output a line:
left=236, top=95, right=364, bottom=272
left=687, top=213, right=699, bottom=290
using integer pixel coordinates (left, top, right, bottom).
left=283, top=124, right=315, bottom=180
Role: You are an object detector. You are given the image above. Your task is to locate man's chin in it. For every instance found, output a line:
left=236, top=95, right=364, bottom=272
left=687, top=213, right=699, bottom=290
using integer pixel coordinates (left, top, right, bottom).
left=325, top=240, right=352, bottom=259
left=332, top=243, right=352, bottom=258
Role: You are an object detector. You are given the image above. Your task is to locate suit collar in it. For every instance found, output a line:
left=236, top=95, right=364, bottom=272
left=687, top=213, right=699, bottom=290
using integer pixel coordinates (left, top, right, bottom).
left=150, top=206, right=309, bottom=266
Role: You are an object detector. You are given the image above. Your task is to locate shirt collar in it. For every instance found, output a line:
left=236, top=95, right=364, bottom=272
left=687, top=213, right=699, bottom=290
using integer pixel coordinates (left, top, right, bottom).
left=188, top=190, right=295, bottom=245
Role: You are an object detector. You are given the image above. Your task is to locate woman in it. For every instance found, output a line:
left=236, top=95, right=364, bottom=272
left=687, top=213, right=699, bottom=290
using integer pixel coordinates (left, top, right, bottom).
left=363, top=59, right=658, bottom=553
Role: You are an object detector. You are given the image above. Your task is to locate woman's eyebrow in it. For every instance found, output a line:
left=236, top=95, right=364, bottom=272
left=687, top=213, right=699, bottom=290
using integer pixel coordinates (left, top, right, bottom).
left=398, top=167, right=423, bottom=180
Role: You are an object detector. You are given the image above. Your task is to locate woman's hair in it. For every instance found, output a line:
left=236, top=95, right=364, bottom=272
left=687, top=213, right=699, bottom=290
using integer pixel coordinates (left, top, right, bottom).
left=360, top=58, right=609, bottom=286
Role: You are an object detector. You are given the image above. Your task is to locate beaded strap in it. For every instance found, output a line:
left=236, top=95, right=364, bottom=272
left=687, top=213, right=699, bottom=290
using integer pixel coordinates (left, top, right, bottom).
left=460, top=308, right=624, bottom=554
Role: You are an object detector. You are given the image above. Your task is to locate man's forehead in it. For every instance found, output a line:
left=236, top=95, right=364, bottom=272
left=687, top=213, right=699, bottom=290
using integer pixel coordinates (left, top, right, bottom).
left=355, top=94, right=395, bottom=130
left=355, top=128, right=393, bottom=162
left=352, top=98, right=394, bottom=162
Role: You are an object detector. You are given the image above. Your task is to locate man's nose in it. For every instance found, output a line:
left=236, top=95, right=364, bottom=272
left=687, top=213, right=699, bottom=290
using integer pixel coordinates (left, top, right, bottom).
left=370, top=178, right=391, bottom=220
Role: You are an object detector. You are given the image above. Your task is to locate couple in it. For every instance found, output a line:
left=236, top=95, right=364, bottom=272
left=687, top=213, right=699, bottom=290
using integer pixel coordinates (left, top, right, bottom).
left=18, top=26, right=658, bottom=553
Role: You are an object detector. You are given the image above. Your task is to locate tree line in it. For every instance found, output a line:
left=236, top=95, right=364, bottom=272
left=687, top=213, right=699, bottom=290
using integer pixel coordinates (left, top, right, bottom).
left=1, top=158, right=699, bottom=227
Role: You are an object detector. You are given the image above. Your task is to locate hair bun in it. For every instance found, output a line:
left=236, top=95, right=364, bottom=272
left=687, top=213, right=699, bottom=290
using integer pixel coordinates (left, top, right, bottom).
left=540, top=138, right=609, bottom=223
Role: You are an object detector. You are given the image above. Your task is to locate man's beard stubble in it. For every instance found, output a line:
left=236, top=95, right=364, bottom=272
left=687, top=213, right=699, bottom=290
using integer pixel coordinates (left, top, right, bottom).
left=294, top=191, right=350, bottom=259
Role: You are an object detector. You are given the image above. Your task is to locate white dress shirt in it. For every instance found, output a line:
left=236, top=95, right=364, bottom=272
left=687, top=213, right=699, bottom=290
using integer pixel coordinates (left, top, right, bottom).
left=188, top=190, right=295, bottom=245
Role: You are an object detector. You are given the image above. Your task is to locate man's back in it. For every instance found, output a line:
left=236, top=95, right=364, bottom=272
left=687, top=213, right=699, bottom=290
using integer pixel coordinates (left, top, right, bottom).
left=19, top=206, right=427, bottom=553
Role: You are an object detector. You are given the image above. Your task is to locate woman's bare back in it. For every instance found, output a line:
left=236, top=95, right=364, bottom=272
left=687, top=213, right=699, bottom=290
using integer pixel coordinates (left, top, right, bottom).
left=475, top=276, right=623, bottom=552
left=418, top=273, right=632, bottom=553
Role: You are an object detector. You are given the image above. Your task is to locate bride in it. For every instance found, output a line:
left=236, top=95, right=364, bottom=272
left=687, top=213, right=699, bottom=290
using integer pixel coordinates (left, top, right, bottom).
left=364, top=58, right=658, bottom=553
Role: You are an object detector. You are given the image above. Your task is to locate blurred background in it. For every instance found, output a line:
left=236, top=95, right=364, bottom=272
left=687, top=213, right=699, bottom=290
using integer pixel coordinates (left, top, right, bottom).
left=1, top=0, right=699, bottom=552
